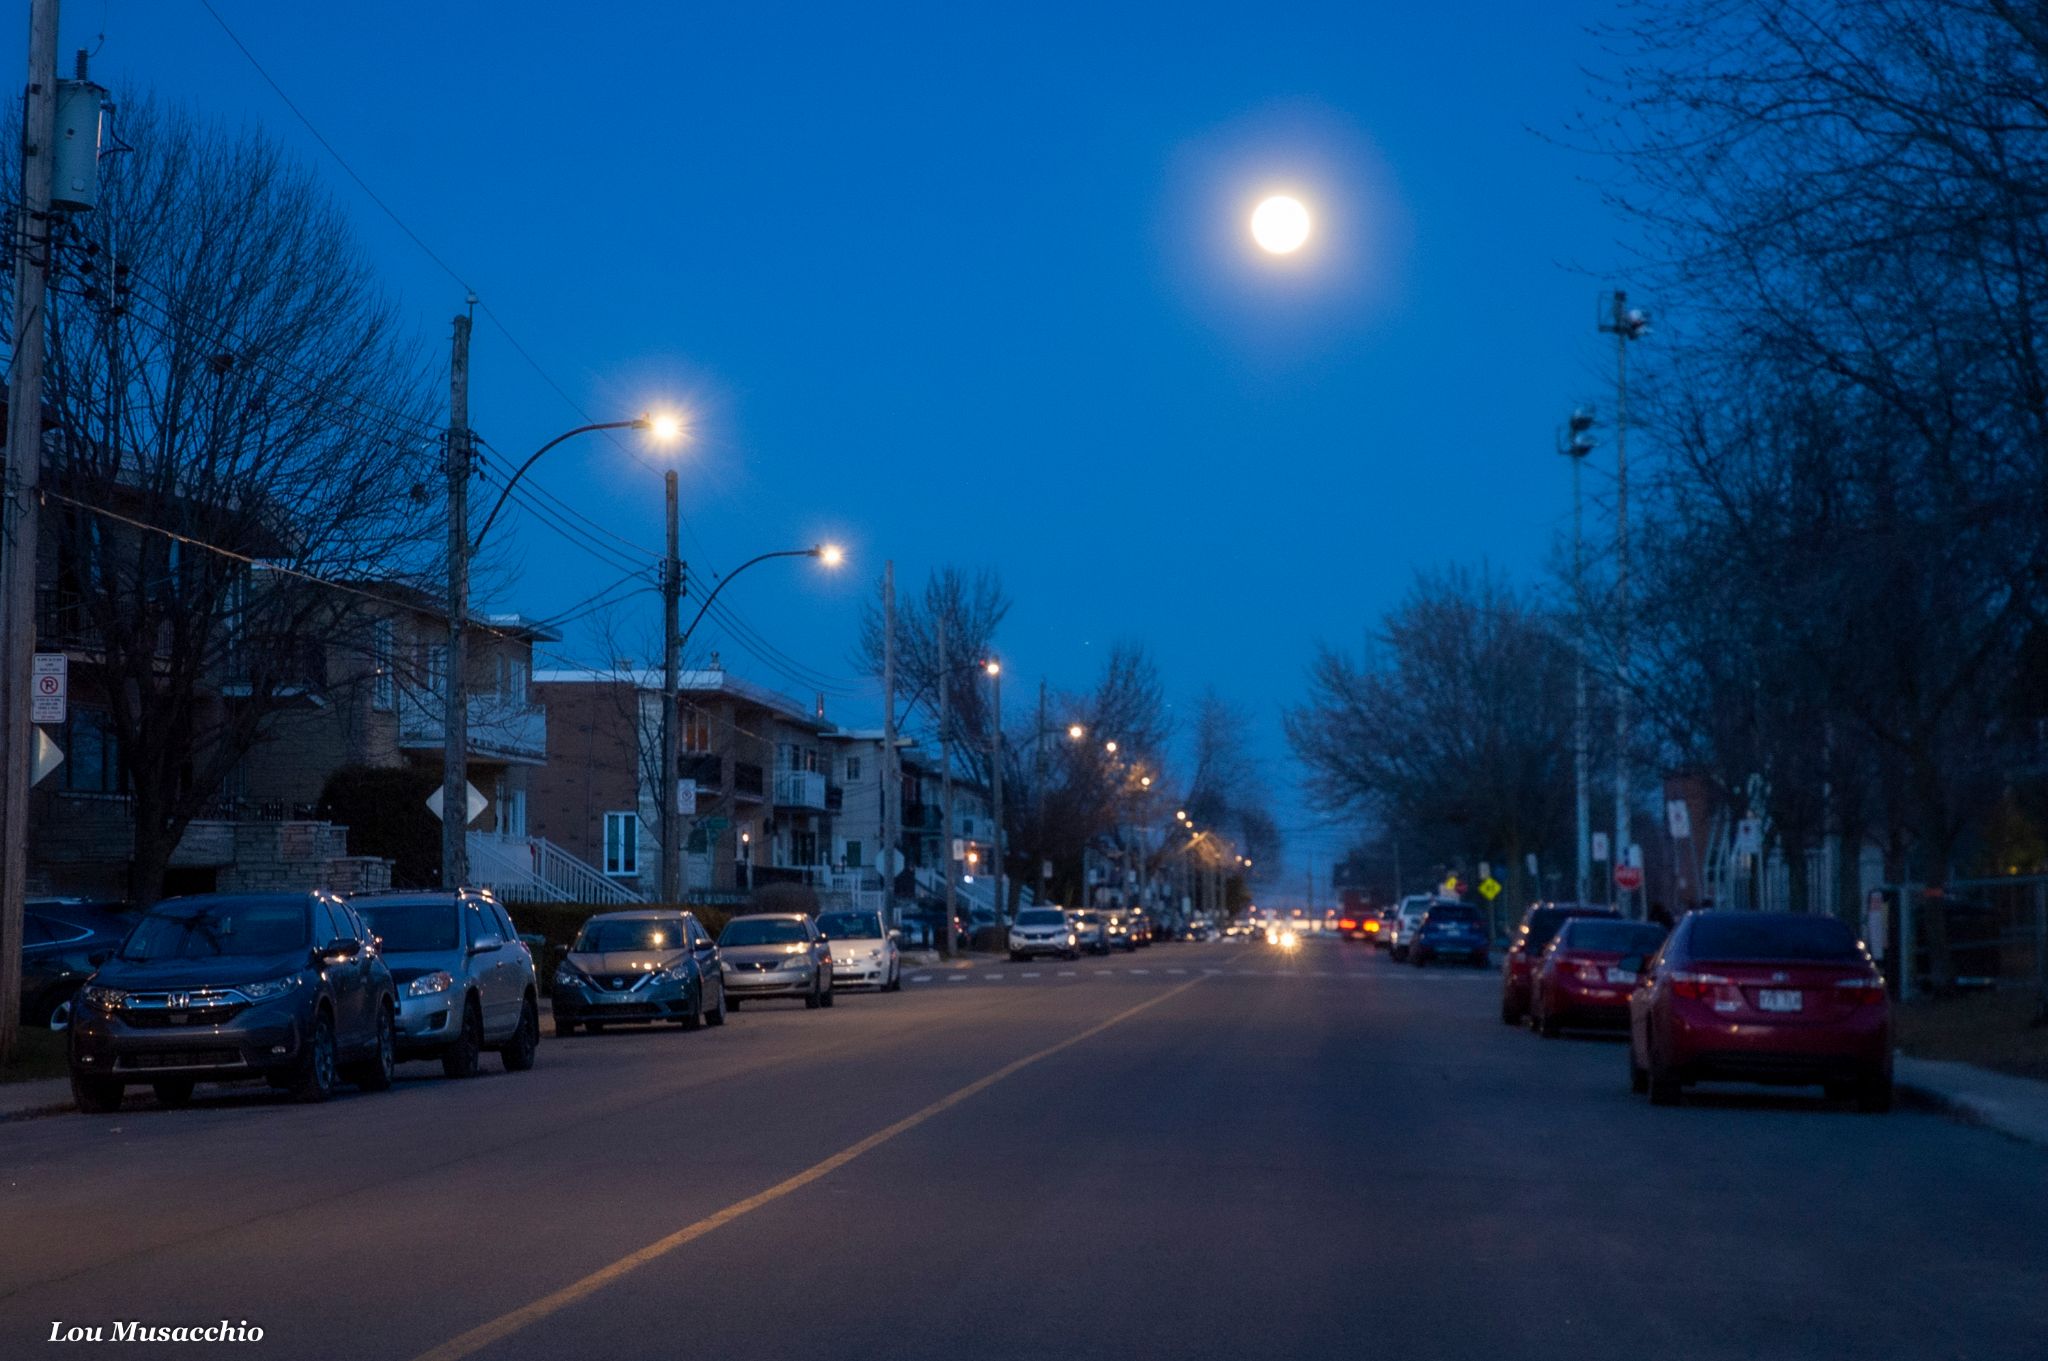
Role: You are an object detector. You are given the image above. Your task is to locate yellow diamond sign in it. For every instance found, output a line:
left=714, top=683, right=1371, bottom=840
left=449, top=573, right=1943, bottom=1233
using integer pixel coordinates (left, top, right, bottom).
left=1478, top=876, right=1502, bottom=901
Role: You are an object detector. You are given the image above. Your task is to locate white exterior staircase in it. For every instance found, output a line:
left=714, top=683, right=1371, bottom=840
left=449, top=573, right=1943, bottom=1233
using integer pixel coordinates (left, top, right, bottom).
left=466, top=833, right=647, bottom=906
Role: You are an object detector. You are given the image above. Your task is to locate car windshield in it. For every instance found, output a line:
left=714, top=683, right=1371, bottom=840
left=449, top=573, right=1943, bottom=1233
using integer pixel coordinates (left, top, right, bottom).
left=357, top=901, right=461, bottom=953
left=1560, top=921, right=1667, bottom=954
left=817, top=911, right=883, bottom=940
left=574, top=918, right=688, bottom=953
left=120, top=900, right=309, bottom=961
left=720, top=917, right=808, bottom=947
left=1689, top=915, right=1862, bottom=962
left=1017, top=909, right=1066, bottom=927
left=1525, top=907, right=1613, bottom=951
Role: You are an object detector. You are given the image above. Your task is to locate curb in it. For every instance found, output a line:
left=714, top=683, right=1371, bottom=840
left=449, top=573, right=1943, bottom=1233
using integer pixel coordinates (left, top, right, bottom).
left=1895, top=1059, right=2048, bottom=1149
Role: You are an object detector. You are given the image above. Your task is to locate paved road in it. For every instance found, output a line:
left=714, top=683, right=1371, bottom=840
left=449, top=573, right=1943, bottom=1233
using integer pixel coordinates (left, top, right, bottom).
left=2, top=938, right=2044, bottom=1360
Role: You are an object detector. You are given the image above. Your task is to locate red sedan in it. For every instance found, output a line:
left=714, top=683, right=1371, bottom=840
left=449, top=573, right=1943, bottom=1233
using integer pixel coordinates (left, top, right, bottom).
left=1629, top=911, right=1891, bottom=1111
left=1529, top=918, right=1669, bottom=1036
left=1500, top=903, right=1619, bottom=1025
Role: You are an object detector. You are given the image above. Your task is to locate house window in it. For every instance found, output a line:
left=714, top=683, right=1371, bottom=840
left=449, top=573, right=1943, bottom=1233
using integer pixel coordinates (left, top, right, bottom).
left=845, top=755, right=862, bottom=782
left=792, top=830, right=819, bottom=865
left=497, top=654, right=530, bottom=702
left=372, top=619, right=395, bottom=711
left=682, top=706, right=712, bottom=752
left=844, top=840, right=863, bottom=869
left=65, top=708, right=125, bottom=793
left=604, top=813, right=639, bottom=877
left=423, top=643, right=448, bottom=700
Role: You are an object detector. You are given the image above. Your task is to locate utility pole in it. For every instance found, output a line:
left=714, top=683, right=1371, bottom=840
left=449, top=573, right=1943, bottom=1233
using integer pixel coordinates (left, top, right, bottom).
left=1562, top=409, right=1594, bottom=904
left=1599, top=291, right=1648, bottom=917
left=0, top=0, right=61, bottom=1063
left=939, top=609, right=957, bottom=956
left=987, top=661, right=1004, bottom=922
left=881, top=562, right=899, bottom=923
left=441, top=309, right=473, bottom=890
left=660, top=470, right=683, bottom=902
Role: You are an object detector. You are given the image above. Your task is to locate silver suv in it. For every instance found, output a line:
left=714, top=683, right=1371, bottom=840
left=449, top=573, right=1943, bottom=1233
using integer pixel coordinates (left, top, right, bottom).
left=352, top=891, right=540, bottom=1078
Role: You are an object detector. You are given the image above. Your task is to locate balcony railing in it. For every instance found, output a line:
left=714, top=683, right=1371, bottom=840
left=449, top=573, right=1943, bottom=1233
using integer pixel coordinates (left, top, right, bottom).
left=773, top=768, right=828, bottom=811
left=398, top=688, right=547, bottom=764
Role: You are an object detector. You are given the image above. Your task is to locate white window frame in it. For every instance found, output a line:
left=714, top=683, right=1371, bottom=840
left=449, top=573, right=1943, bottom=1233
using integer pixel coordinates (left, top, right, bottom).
left=604, top=812, right=639, bottom=877
left=372, top=619, right=395, bottom=711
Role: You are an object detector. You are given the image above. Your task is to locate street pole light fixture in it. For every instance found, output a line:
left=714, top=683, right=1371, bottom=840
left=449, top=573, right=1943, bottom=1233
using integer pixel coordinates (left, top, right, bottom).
left=1067, top=723, right=1085, bottom=741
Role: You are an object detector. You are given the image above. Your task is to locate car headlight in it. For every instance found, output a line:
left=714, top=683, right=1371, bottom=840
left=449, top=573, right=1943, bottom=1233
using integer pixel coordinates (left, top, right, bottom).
left=655, top=963, right=693, bottom=984
left=554, top=964, right=585, bottom=988
left=243, top=974, right=305, bottom=1002
left=404, top=970, right=454, bottom=998
left=79, top=984, right=127, bottom=1011
left=1067, top=934, right=1077, bottom=945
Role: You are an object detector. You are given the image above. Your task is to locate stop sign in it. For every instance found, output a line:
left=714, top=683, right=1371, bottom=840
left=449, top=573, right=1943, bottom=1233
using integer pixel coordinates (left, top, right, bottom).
left=1614, top=865, right=1644, bottom=892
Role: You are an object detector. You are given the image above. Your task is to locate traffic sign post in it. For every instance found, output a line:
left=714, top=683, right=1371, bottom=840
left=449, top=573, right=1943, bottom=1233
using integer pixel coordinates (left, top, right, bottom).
left=1614, top=864, right=1644, bottom=893
left=1478, top=876, right=1502, bottom=901
left=30, top=653, right=65, bottom=725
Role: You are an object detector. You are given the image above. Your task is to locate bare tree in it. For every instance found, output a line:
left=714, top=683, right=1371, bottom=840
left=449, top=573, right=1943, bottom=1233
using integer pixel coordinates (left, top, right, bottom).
left=15, top=98, right=440, bottom=901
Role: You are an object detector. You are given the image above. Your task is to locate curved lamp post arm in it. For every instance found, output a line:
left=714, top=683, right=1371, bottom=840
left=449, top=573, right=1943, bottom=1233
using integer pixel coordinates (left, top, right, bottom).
left=473, top=418, right=649, bottom=550
left=675, top=547, right=826, bottom=659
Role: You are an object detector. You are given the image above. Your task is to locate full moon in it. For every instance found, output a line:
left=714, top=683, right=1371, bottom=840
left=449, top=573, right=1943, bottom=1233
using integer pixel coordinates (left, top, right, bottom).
left=1250, top=195, right=1311, bottom=254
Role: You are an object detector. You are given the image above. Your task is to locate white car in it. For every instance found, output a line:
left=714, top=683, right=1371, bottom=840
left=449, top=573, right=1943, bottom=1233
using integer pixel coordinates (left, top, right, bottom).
left=817, top=908, right=901, bottom=991
left=1008, top=907, right=1079, bottom=961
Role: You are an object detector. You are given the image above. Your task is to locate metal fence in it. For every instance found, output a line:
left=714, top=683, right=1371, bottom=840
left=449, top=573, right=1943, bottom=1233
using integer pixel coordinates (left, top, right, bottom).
left=1876, top=876, right=2048, bottom=1002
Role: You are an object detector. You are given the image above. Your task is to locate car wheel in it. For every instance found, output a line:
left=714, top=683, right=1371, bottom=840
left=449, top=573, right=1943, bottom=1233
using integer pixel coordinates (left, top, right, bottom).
left=151, top=1077, right=196, bottom=1108
left=290, top=1009, right=339, bottom=1103
left=1537, top=1008, right=1561, bottom=1039
left=804, top=980, right=821, bottom=1010
left=821, top=980, right=836, bottom=1008
left=705, top=984, right=727, bottom=1026
left=1009, top=951, right=1027, bottom=963
left=1855, top=1072, right=1894, bottom=1114
left=680, top=984, right=705, bottom=1031
left=885, top=964, right=901, bottom=993
left=554, top=1015, right=579, bottom=1038
left=501, top=996, right=540, bottom=1071
left=1646, top=1039, right=1682, bottom=1107
left=1629, top=1044, right=1649, bottom=1094
left=1390, top=946, right=1406, bottom=962
left=71, top=1073, right=124, bottom=1114
left=45, top=994, right=75, bottom=1032
left=345, top=1003, right=396, bottom=1091
left=442, top=998, right=484, bottom=1079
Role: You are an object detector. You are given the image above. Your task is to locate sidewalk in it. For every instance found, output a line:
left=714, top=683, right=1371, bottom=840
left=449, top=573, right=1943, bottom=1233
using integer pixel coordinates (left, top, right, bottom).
left=1897, top=1057, right=2048, bottom=1148
left=0, top=1075, right=73, bottom=1121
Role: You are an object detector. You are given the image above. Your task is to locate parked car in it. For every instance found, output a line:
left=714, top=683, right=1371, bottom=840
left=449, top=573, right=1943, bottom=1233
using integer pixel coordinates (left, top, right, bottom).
left=20, top=900, right=135, bottom=1031
left=353, top=891, right=540, bottom=1075
left=1185, top=919, right=1213, bottom=942
left=1529, top=918, right=1669, bottom=1036
left=1338, top=907, right=1375, bottom=942
left=818, top=908, right=901, bottom=991
left=1408, top=902, right=1490, bottom=967
left=1009, top=907, right=1079, bottom=961
left=1500, top=903, right=1621, bottom=1025
left=1369, top=905, right=1401, bottom=948
left=719, top=913, right=834, bottom=1009
left=1105, top=913, right=1137, bottom=952
left=1628, top=910, right=1892, bottom=1111
left=68, top=892, right=396, bottom=1112
left=1069, top=910, right=1111, bottom=955
left=1128, top=912, right=1156, bottom=947
left=552, top=910, right=726, bottom=1036
left=1387, top=896, right=1454, bottom=961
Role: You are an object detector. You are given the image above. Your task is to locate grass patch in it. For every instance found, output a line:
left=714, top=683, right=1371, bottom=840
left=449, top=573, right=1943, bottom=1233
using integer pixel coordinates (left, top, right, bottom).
left=1, top=1027, right=71, bottom=1085
left=1895, top=989, right=2048, bottom=1082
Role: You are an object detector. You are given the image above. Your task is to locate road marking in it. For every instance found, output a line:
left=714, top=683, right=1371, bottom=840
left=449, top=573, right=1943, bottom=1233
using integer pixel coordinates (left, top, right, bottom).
left=408, top=978, right=1205, bottom=1361
left=1022, top=971, right=1041, bottom=978
left=1057, top=971, right=1077, bottom=977
left=947, top=975, right=968, bottom=984
left=984, top=973, right=1004, bottom=981
left=910, top=975, right=932, bottom=984
left=1167, top=968, right=1186, bottom=975
left=1128, top=968, right=1150, bottom=975
left=1203, top=968, right=1224, bottom=975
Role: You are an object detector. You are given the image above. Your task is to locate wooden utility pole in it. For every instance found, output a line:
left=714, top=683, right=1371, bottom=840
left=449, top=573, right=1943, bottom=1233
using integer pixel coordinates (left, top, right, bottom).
left=880, top=562, right=899, bottom=920
left=939, top=609, right=956, bottom=956
left=441, top=310, right=472, bottom=889
left=0, top=0, right=62, bottom=1062
left=660, top=470, right=683, bottom=902
left=987, top=661, right=1003, bottom=921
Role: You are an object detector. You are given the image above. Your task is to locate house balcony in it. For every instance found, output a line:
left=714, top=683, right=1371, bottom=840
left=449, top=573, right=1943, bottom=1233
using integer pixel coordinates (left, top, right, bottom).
left=773, top=768, right=828, bottom=811
left=398, top=688, right=547, bottom=766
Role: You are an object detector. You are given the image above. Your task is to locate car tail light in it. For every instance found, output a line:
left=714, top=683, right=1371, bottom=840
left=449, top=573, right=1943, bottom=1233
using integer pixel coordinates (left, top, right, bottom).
left=1668, top=970, right=1733, bottom=1002
left=1833, top=977, right=1886, bottom=1005
left=1340, top=919, right=1358, bottom=931
left=1571, top=960, right=1605, bottom=983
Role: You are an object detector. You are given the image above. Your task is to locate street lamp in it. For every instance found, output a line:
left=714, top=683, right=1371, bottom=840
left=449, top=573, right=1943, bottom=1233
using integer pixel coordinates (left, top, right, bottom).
left=443, top=413, right=679, bottom=891
left=981, top=657, right=1005, bottom=924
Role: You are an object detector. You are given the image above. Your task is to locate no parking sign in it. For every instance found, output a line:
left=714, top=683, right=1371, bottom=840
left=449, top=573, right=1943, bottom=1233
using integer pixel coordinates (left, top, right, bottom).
left=31, top=653, right=65, bottom=725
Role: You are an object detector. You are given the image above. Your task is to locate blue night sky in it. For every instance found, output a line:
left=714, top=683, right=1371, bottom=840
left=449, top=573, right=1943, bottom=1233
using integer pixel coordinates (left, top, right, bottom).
left=24, top=1, right=1635, bottom=884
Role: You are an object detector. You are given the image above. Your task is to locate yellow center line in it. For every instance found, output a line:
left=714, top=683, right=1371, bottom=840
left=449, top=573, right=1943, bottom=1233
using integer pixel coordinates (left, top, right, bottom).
left=410, top=976, right=1204, bottom=1361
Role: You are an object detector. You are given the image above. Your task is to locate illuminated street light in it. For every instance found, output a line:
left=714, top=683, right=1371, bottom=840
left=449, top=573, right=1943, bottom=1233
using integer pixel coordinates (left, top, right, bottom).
left=1067, top=723, right=1085, bottom=741
left=1105, top=740, right=1119, bottom=755
left=1250, top=195, right=1312, bottom=255
left=984, top=659, right=1001, bottom=677
left=817, top=543, right=846, bottom=568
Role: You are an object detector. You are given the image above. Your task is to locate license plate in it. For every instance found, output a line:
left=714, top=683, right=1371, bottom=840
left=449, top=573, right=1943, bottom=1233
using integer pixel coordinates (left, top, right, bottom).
left=1606, top=967, right=1635, bottom=984
left=1758, top=989, right=1803, bottom=1013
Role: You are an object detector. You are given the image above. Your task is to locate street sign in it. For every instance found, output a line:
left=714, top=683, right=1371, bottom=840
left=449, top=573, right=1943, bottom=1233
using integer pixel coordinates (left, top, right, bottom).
left=1666, top=799, right=1691, bottom=839
left=30, top=729, right=64, bottom=786
left=426, top=781, right=489, bottom=827
left=701, top=816, right=729, bottom=836
left=1525, top=852, right=1539, bottom=878
left=1614, top=865, right=1644, bottom=892
left=1478, top=876, right=1502, bottom=901
left=676, top=779, right=698, bottom=816
left=1478, top=861, right=1491, bottom=881
left=878, top=848, right=904, bottom=877
left=31, top=653, right=66, bottom=725
left=1626, top=842, right=1643, bottom=869
left=1591, top=832, right=1610, bottom=861
left=1735, top=816, right=1763, bottom=856
left=1439, top=876, right=1460, bottom=897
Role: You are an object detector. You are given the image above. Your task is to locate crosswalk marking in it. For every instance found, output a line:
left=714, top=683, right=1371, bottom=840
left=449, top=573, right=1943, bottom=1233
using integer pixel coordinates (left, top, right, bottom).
left=1128, top=968, right=1150, bottom=975
left=1058, top=970, right=1077, bottom=977
left=1168, top=968, right=1187, bottom=975
left=1023, top=971, right=1041, bottom=978
left=911, top=974, right=932, bottom=983
left=947, top=975, right=968, bottom=983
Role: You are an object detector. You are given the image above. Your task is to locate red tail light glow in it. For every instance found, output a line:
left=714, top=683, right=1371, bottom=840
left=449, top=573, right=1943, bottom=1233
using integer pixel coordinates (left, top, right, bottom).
left=1833, top=978, right=1887, bottom=1006
left=1340, top=919, right=1358, bottom=931
left=1668, top=971, right=1733, bottom=1002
